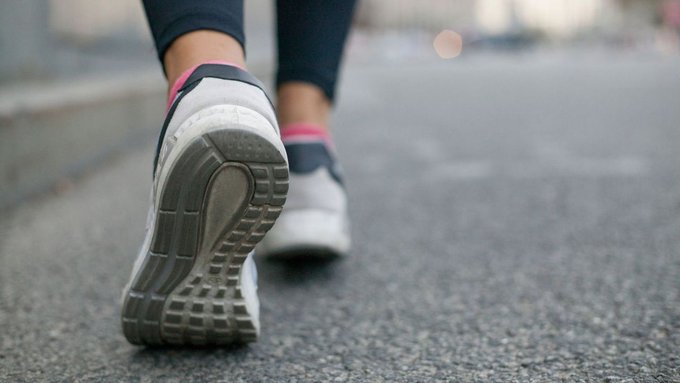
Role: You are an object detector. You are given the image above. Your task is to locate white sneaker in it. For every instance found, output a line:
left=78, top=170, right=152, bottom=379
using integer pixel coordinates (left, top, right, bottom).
left=258, top=126, right=350, bottom=258
left=121, top=64, right=288, bottom=346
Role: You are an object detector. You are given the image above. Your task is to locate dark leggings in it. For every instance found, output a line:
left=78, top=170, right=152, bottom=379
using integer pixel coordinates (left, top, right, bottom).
left=142, top=0, right=357, bottom=101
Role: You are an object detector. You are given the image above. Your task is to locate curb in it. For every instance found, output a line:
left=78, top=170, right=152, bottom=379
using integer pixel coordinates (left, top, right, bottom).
left=0, top=69, right=166, bottom=211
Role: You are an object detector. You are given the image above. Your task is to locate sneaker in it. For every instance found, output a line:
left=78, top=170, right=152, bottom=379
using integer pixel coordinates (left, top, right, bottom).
left=121, top=64, right=288, bottom=346
left=257, top=124, right=350, bottom=259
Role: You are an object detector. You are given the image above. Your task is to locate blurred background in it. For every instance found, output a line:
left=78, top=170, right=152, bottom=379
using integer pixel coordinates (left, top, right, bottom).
left=1, top=0, right=679, bottom=209
left=2, top=0, right=679, bottom=81
left=2, top=2, right=680, bottom=380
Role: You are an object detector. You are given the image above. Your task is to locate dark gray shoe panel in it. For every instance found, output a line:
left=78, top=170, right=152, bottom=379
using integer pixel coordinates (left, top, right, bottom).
left=180, top=64, right=273, bottom=108
left=122, top=128, right=288, bottom=346
left=285, top=142, right=344, bottom=185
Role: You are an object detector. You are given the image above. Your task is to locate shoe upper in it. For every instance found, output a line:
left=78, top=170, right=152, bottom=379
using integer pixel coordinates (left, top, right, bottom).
left=283, top=140, right=347, bottom=213
left=154, top=64, right=279, bottom=178
left=257, top=134, right=351, bottom=256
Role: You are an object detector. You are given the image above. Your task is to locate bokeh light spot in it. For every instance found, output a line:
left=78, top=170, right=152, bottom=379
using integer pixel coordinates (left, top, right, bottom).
left=433, top=30, right=463, bottom=59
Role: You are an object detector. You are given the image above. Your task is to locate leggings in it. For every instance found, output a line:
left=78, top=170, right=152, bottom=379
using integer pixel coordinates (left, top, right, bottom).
left=142, top=0, right=357, bottom=102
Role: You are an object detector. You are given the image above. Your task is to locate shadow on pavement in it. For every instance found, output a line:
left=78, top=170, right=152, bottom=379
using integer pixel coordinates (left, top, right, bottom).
left=256, top=256, right=346, bottom=287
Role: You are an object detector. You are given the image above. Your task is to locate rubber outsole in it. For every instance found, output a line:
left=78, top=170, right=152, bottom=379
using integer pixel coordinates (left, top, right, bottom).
left=121, top=128, right=288, bottom=346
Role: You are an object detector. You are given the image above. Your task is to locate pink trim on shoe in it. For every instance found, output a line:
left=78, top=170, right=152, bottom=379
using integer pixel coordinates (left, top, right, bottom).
left=166, top=60, right=245, bottom=111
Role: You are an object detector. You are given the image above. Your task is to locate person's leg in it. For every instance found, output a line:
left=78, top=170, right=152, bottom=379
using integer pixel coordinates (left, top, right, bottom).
left=257, top=0, right=356, bottom=259
left=122, top=1, right=289, bottom=346
left=143, top=0, right=246, bottom=86
left=275, top=0, right=358, bottom=129
left=164, top=30, right=245, bottom=87
left=276, top=83, right=330, bottom=129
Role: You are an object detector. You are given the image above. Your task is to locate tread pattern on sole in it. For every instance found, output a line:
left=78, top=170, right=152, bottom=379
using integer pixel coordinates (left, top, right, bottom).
left=122, top=128, right=288, bottom=346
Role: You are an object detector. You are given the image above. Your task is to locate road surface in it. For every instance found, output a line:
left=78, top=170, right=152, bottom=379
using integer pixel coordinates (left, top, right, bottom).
left=2, top=51, right=679, bottom=382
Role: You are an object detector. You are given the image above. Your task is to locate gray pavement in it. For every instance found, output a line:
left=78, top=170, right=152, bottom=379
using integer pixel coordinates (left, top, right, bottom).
left=1, top=51, right=680, bottom=382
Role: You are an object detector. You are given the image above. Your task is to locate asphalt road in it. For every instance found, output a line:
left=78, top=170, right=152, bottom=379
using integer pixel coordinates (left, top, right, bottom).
left=1, top=51, right=679, bottom=382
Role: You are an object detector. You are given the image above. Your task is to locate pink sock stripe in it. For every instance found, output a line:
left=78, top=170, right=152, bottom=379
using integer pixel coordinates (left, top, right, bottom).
left=280, top=123, right=335, bottom=150
left=166, top=60, right=244, bottom=111
left=281, top=123, right=335, bottom=151
left=280, top=123, right=330, bottom=140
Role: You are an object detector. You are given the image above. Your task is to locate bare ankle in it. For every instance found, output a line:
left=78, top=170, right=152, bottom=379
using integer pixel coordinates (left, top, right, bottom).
left=277, top=82, right=331, bottom=129
left=163, top=30, right=246, bottom=89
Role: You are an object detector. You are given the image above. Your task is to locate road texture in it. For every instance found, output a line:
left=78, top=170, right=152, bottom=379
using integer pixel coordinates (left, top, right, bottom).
left=1, top=51, right=679, bottom=382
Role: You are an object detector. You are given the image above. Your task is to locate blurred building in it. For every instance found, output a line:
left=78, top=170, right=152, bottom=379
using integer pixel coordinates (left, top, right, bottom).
left=0, top=1, right=149, bottom=82
left=356, top=0, right=671, bottom=39
left=49, top=0, right=149, bottom=44
left=475, top=0, right=604, bottom=37
left=0, top=1, right=51, bottom=81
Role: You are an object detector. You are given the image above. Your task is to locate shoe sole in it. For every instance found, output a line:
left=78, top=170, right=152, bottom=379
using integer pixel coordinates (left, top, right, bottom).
left=259, top=209, right=350, bottom=259
left=122, top=127, right=288, bottom=346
